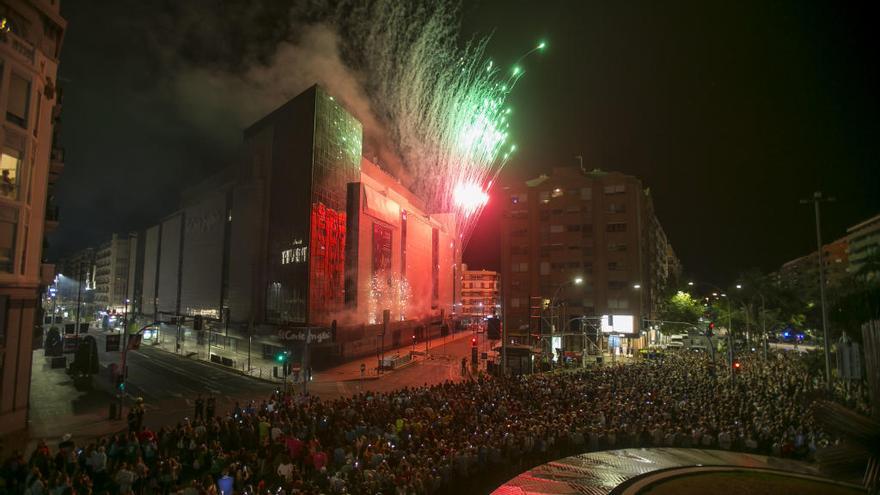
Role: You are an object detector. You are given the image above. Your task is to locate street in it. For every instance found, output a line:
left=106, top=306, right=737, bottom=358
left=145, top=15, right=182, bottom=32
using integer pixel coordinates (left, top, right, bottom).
left=25, top=327, right=489, bottom=449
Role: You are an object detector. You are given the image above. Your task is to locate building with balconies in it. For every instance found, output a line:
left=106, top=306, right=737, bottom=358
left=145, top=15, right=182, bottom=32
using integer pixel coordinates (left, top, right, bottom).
left=92, top=233, right=131, bottom=313
left=460, top=264, right=499, bottom=320
left=0, top=0, right=66, bottom=435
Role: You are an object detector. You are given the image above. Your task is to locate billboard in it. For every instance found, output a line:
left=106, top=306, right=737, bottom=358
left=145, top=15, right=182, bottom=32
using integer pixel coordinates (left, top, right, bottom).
left=601, top=314, right=635, bottom=334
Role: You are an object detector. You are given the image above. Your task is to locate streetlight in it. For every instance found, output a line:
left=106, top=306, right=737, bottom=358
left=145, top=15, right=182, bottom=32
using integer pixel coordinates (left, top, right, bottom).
left=736, top=284, right=768, bottom=359
left=633, top=283, right=641, bottom=289
left=548, top=276, right=584, bottom=365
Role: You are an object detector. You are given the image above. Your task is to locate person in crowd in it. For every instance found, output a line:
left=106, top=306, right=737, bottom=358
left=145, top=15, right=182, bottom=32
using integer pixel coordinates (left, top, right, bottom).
left=1, top=350, right=851, bottom=495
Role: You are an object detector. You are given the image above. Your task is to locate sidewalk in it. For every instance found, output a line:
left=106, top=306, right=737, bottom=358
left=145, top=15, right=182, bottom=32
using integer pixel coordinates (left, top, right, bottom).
left=7, top=348, right=128, bottom=457
left=109, top=320, right=475, bottom=386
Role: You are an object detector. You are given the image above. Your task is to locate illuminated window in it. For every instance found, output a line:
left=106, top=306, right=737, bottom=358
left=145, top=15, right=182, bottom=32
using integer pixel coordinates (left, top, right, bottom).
left=608, top=203, right=626, bottom=213
left=551, top=188, right=563, bottom=198
left=0, top=150, right=21, bottom=200
left=603, top=184, right=626, bottom=194
left=606, top=222, right=627, bottom=233
left=549, top=225, right=563, bottom=233
left=539, top=191, right=550, bottom=203
left=6, top=73, right=30, bottom=128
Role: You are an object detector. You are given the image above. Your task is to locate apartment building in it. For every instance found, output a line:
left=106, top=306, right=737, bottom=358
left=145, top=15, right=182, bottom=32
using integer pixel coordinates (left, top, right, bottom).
left=500, top=167, right=677, bottom=355
left=460, top=264, right=499, bottom=319
left=93, top=233, right=131, bottom=312
left=0, top=0, right=65, bottom=434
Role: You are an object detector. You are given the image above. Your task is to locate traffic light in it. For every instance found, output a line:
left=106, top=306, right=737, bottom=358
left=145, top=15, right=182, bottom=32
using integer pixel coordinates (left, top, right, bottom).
left=471, top=336, right=477, bottom=346
left=115, top=374, right=125, bottom=391
left=193, top=315, right=203, bottom=331
left=706, top=321, right=715, bottom=338
left=732, top=359, right=741, bottom=371
left=276, top=351, right=287, bottom=364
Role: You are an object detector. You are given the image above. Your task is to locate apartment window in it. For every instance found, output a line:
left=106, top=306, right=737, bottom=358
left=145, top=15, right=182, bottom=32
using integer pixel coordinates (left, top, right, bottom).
left=6, top=73, right=31, bottom=128
left=511, top=262, right=528, bottom=273
left=549, top=225, right=564, bottom=233
left=608, top=203, right=626, bottom=213
left=511, top=298, right=521, bottom=308
left=1, top=150, right=22, bottom=200
left=511, top=228, right=527, bottom=237
left=608, top=262, right=625, bottom=271
left=0, top=205, right=17, bottom=272
left=608, top=242, right=627, bottom=252
left=608, top=298, right=629, bottom=309
left=566, top=224, right=581, bottom=232
left=511, top=245, right=529, bottom=255
left=540, top=261, right=550, bottom=275
left=606, top=222, right=627, bottom=233
left=608, top=281, right=628, bottom=290
left=603, top=184, right=626, bottom=194
left=580, top=187, right=592, bottom=200
left=539, top=191, right=550, bottom=203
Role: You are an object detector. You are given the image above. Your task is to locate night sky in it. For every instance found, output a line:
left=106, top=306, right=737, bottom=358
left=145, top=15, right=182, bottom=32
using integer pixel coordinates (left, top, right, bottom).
left=51, top=1, right=879, bottom=285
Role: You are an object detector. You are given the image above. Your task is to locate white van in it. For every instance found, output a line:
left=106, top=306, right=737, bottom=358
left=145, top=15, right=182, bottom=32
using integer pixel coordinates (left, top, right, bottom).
left=667, top=334, right=686, bottom=348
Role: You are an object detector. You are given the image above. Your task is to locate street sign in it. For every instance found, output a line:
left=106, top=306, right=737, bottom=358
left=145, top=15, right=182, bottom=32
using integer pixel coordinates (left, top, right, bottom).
left=105, top=334, right=121, bottom=352
left=276, top=328, right=332, bottom=343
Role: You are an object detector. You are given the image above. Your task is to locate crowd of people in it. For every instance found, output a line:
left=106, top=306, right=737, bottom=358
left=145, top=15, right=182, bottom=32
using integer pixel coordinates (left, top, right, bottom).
left=1, top=350, right=856, bottom=495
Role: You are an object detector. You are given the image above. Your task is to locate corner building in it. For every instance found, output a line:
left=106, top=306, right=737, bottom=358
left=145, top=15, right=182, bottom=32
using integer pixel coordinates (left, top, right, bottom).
left=0, top=0, right=65, bottom=434
left=500, top=167, right=677, bottom=356
left=131, top=86, right=458, bottom=362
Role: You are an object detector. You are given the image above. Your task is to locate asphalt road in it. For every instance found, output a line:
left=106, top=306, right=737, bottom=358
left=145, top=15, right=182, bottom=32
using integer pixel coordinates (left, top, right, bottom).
left=50, top=327, right=491, bottom=430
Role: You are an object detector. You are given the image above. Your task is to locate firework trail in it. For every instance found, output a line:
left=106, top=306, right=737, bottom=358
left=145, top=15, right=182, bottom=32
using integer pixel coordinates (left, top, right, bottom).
left=331, top=0, right=545, bottom=246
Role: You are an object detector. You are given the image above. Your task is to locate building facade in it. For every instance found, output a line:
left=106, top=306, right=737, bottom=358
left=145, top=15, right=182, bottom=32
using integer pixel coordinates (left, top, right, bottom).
left=777, top=237, right=849, bottom=298
left=846, top=213, right=880, bottom=280
left=0, top=0, right=65, bottom=434
left=93, top=233, right=131, bottom=312
left=123, top=85, right=458, bottom=364
left=499, top=167, right=677, bottom=356
left=460, top=264, right=499, bottom=319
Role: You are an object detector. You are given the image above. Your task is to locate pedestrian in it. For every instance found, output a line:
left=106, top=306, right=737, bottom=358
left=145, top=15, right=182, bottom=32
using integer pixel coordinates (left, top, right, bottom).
left=461, top=358, right=468, bottom=377
left=194, top=394, right=204, bottom=421
left=206, top=395, right=216, bottom=420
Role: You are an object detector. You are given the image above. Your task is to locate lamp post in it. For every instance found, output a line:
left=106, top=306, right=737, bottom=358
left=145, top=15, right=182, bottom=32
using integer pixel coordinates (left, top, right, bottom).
left=735, top=284, right=768, bottom=359
left=800, top=191, right=834, bottom=388
left=548, top=277, right=583, bottom=364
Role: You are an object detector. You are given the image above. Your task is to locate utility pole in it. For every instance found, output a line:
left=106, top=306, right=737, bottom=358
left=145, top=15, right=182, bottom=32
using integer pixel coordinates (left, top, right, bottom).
left=74, top=262, right=84, bottom=337
left=800, top=191, right=834, bottom=388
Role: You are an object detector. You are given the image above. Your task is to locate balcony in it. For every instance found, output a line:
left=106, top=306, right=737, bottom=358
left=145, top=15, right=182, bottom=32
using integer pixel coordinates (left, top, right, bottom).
left=0, top=30, right=36, bottom=64
left=45, top=204, right=60, bottom=232
left=49, top=147, right=64, bottom=178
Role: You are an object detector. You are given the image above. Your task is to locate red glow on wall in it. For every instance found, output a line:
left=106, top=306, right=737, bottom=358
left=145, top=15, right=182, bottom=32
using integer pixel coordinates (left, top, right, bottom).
left=309, top=202, right=346, bottom=322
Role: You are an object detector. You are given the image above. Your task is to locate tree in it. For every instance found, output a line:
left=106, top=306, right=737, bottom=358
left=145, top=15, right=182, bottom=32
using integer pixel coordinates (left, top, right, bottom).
left=656, top=291, right=703, bottom=333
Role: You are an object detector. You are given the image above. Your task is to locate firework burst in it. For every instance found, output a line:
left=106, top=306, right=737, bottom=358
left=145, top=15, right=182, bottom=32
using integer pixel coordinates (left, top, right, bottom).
left=333, top=0, right=545, bottom=246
